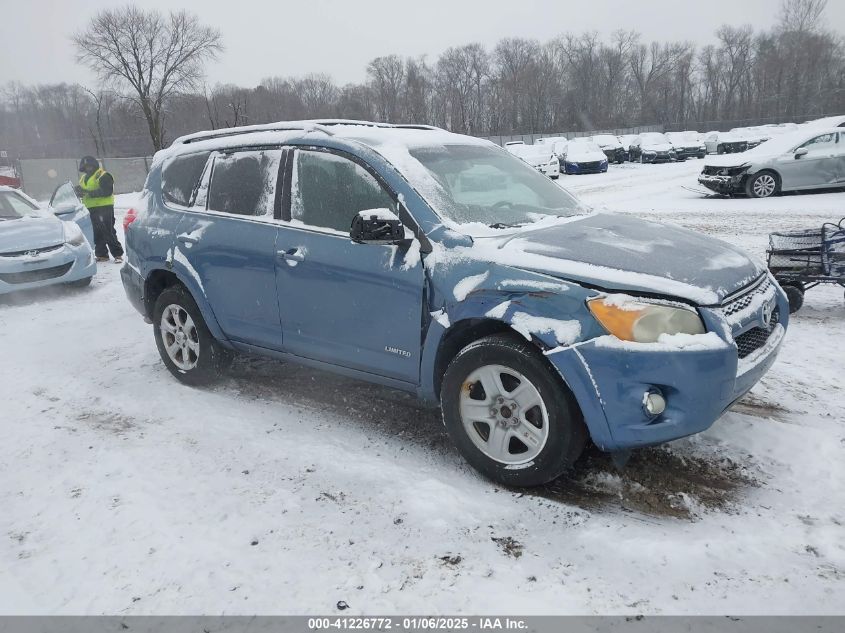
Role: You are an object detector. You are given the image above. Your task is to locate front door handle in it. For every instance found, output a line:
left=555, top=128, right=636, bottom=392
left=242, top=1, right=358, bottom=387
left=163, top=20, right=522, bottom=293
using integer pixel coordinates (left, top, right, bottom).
left=277, top=248, right=305, bottom=263
left=177, top=233, right=199, bottom=244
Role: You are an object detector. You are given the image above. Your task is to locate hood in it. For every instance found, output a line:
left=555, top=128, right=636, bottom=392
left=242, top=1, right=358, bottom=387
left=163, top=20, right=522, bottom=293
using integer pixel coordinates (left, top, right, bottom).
left=488, top=213, right=763, bottom=305
left=642, top=142, right=674, bottom=152
left=566, top=148, right=606, bottom=162
left=0, top=215, right=65, bottom=253
left=703, top=154, right=753, bottom=168
left=522, top=152, right=554, bottom=167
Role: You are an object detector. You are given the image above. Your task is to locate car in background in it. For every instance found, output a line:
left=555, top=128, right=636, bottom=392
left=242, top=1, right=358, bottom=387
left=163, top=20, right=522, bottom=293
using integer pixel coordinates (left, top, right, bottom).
left=509, top=144, right=560, bottom=179
left=558, top=141, right=608, bottom=174
left=804, top=115, right=845, bottom=129
left=122, top=119, right=788, bottom=487
left=0, top=185, right=96, bottom=294
left=730, top=127, right=769, bottom=149
left=628, top=133, right=678, bottom=163
left=618, top=134, right=638, bottom=161
left=667, top=132, right=707, bottom=160
left=702, top=131, right=748, bottom=155
left=504, top=141, right=525, bottom=151
left=698, top=128, right=845, bottom=198
left=591, top=134, right=626, bottom=164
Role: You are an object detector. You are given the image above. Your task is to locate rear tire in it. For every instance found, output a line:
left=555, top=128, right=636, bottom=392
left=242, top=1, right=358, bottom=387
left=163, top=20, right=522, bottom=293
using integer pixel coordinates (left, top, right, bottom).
left=781, top=284, right=804, bottom=314
left=440, top=334, right=587, bottom=487
left=153, top=284, right=232, bottom=385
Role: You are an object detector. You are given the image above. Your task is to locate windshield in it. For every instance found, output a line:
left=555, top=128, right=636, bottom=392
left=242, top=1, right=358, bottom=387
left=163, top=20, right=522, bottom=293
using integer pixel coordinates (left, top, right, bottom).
left=0, top=191, right=43, bottom=220
left=592, top=135, right=617, bottom=145
left=408, top=144, right=588, bottom=227
left=642, top=133, right=670, bottom=145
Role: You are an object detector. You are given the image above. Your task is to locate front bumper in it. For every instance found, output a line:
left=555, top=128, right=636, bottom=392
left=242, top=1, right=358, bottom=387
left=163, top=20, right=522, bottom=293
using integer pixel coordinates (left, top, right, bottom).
left=698, top=173, right=748, bottom=194
left=641, top=152, right=675, bottom=163
left=0, top=243, right=96, bottom=295
left=562, top=160, right=608, bottom=174
left=546, top=286, right=788, bottom=451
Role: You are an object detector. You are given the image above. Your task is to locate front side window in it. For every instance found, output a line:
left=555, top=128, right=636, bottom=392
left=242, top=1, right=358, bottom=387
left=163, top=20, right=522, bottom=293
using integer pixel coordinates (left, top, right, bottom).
left=207, top=150, right=283, bottom=217
left=290, top=149, right=396, bottom=232
left=162, top=151, right=211, bottom=206
left=799, top=133, right=838, bottom=152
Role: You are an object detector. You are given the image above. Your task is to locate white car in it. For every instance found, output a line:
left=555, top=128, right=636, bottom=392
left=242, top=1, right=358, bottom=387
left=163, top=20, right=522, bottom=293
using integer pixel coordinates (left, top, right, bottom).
left=804, top=115, right=845, bottom=129
left=730, top=127, right=770, bottom=149
left=666, top=132, right=707, bottom=160
left=702, top=131, right=749, bottom=155
left=698, top=127, right=845, bottom=198
left=535, top=136, right=567, bottom=146
left=508, top=144, right=560, bottom=179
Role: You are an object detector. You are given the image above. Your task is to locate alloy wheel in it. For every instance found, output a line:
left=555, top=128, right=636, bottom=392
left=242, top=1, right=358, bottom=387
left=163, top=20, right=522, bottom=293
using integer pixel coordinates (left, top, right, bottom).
left=752, top=174, right=777, bottom=197
left=459, top=364, right=549, bottom=465
left=160, top=304, right=200, bottom=371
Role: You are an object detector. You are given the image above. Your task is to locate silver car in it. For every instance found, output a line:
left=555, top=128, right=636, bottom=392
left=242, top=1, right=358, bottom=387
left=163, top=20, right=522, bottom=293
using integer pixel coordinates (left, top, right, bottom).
left=698, top=128, right=845, bottom=198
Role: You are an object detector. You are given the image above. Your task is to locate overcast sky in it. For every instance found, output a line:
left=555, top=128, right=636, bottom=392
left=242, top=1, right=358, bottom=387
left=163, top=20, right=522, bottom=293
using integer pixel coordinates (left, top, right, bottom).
left=3, top=0, right=843, bottom=88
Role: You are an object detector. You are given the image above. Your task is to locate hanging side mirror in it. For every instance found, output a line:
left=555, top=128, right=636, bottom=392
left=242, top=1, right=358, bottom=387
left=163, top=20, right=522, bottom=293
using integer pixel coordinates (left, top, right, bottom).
left=350, top=209, right=406, bottom=245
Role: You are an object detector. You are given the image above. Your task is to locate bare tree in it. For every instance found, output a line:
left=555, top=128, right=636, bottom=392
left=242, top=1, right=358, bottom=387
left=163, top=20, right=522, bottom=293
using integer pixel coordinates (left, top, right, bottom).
left=73, top=5, right=223, bottom=151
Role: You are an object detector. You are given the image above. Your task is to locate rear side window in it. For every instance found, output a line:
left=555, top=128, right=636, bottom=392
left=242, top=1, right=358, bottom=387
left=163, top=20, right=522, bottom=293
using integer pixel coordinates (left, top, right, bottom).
left=207, top=150, right=283, bottom=217
left=289, top=149, right=395, bottom=232
left=162, top=152, right=211, bottom=206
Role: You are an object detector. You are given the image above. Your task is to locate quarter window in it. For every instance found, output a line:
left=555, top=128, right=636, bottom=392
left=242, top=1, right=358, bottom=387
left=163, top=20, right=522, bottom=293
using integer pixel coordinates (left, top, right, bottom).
left=289, top=149, right=396, bottom=232
left=207, top=150, right=283, bottom=217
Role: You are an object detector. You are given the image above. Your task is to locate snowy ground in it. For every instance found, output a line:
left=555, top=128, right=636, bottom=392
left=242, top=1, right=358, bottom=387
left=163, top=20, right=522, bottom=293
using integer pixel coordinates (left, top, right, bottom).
left=1, top=165, right=844, bottom=615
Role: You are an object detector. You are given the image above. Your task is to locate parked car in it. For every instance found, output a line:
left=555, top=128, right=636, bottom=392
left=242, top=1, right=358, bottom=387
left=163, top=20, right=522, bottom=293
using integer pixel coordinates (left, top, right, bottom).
left=703, top=131, right=749, bottom=155
left=629, top=133, right=679, bottom=163
left=0, top=185, right=96, bottom=294
left=804, top=115, right=845, bottom=129
left=509, top=144, right=560, bottom=179
left=698, top=128, right=845, bottom=198
left=618, top=134, right=638, bottom=161
left=590, top=135, right=626, bottom=163
left=122, top=120, right=789, bottom=487
left=558, top=141, right=609, bottom=174
left=667, top=132, right=707, bottom=159
left=730, top=127, right=769, bottom=149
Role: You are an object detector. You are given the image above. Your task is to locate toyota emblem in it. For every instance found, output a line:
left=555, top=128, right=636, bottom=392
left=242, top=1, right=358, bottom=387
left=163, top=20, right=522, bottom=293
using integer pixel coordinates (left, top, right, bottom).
left=762, top=303, right=772, bottom=329
left=25, top=250, right=38, bottom=258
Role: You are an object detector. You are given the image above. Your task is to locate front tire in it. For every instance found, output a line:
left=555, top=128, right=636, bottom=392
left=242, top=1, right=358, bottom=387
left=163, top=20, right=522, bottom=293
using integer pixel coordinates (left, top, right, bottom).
left=781, top=284, right=804, bottom=313
left=746, top=171, right=779, bottom=198
left=153, top=284, right=232, bottom=385
left=441, top=334, right=587, bottom=487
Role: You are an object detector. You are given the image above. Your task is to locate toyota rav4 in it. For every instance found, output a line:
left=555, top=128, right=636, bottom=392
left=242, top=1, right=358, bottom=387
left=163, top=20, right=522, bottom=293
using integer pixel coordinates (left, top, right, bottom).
left=121, top=120, right=788, bottom=486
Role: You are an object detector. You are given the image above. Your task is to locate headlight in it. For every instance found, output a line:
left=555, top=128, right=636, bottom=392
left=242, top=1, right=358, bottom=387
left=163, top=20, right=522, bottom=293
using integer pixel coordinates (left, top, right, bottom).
left=63, top=221, right=86, bottom=247
left=587, top=296, right=705, bottom=343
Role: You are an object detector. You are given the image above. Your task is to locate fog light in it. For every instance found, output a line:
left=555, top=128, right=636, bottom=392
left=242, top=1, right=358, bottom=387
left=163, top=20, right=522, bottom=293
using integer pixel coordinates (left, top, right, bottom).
left=643, top=390, right=666, bottom=417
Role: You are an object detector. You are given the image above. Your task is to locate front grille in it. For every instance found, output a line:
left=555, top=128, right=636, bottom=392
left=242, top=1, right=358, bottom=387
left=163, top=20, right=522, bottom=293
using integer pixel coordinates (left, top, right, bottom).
left=735, top=308, right=779, bottom=358
left=580, top=161, right=602, bottom=170
left=0, top=262, right=73, bottom=285
left=722, top=277, right=773, bottom=317
left=0, top=244, right=63, bottom=258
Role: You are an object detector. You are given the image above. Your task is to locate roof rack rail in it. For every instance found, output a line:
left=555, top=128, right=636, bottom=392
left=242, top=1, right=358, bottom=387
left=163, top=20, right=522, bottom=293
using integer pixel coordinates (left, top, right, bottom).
left=176, top=121, right=334, bottom=145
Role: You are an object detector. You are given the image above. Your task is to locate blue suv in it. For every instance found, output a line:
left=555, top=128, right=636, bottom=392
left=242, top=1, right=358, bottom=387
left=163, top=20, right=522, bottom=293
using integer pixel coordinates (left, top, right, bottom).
left=122, top=120, right=788, bottom=486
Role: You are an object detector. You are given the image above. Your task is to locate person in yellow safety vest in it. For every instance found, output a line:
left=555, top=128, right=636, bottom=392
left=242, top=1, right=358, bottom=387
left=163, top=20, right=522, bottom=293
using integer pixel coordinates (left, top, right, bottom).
left=76, top=155, right=124, bottom=263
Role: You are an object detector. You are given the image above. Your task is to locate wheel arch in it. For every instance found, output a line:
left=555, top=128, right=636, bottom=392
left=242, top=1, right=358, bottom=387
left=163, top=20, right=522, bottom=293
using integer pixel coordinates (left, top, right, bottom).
left=143, top=266, right=229, bottom=345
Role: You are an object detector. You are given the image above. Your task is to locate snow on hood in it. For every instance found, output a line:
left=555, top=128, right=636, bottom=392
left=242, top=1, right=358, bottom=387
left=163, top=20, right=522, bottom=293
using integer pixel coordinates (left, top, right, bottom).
left=0, top=215, right=64, bottom=252
left=642, top=142, right=674, bottom=152
left=565, top=145, right=606, bottom=162
left=439, top=214, right=763, bottom=305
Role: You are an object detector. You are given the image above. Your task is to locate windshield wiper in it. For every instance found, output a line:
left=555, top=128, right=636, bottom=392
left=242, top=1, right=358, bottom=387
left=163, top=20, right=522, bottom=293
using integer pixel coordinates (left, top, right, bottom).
left=488, top=222, right=523, bottom=229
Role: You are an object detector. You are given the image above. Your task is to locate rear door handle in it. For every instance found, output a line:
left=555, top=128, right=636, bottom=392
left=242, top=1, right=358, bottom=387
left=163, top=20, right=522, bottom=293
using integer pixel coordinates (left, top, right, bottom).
left=177, top=233, right=199, bottom=244
left=277, top=248, right=305, bottom=263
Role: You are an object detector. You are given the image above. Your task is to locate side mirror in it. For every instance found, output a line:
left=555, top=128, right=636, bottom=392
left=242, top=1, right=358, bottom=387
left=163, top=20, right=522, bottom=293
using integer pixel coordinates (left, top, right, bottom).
left=794, top=147, right=809, bottom=159
left=350, top=208, right=406, bottom=245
